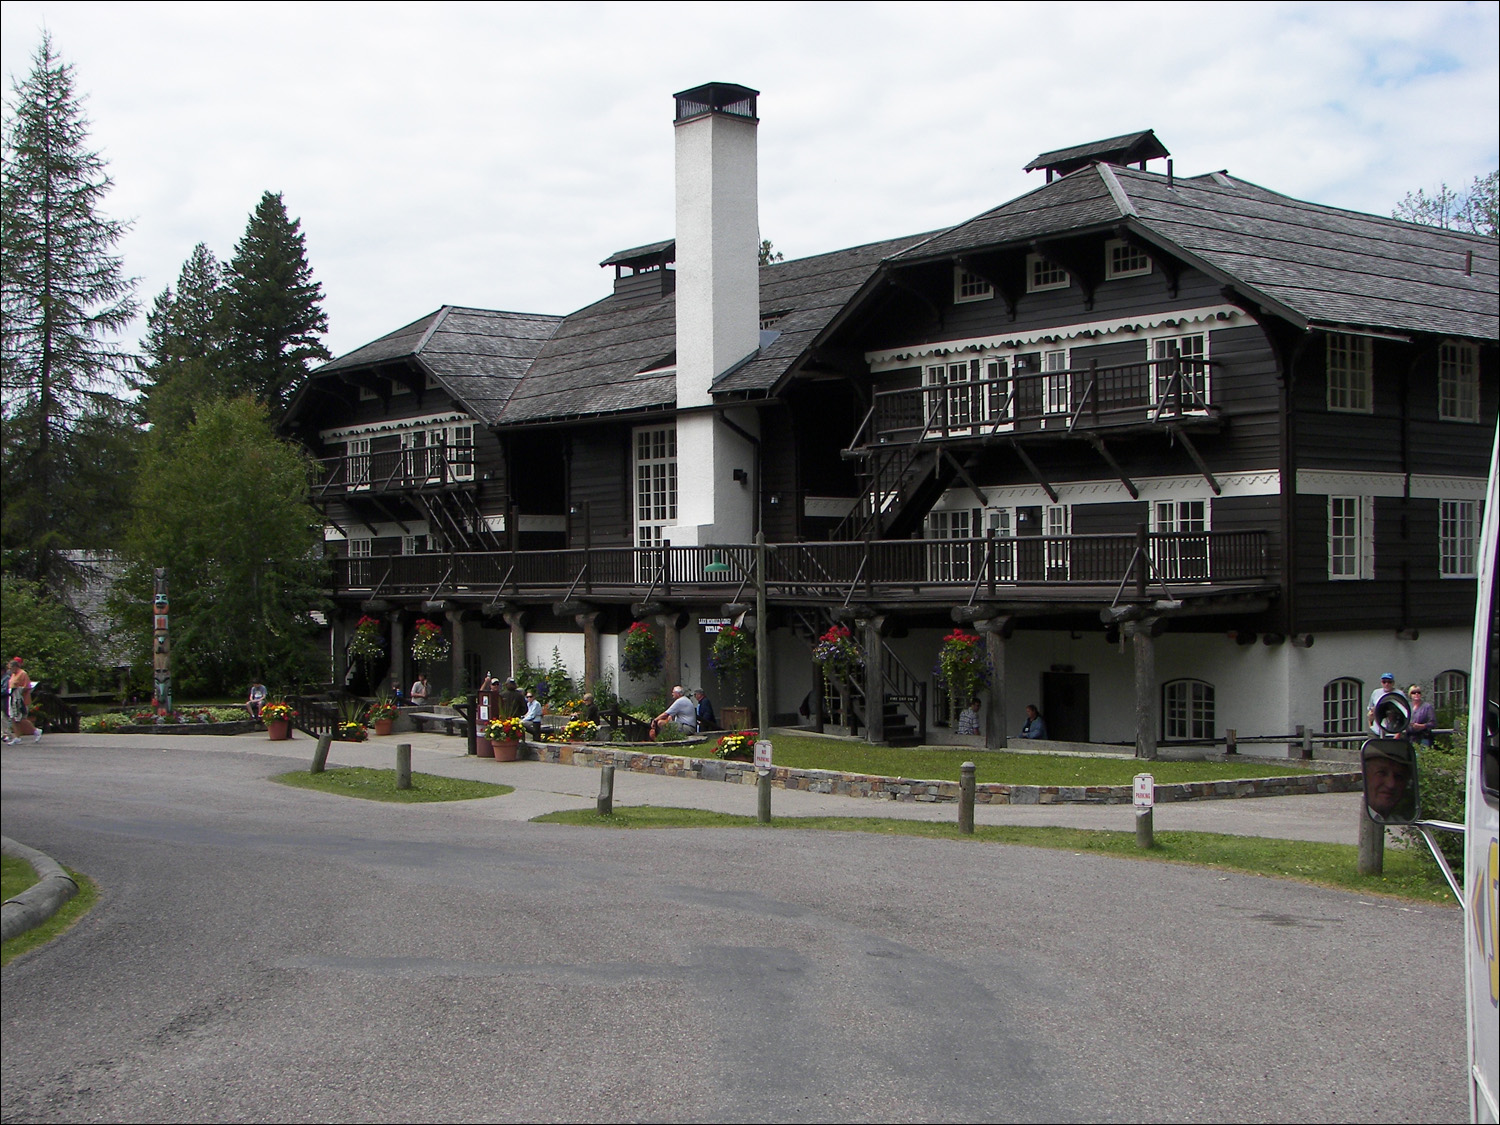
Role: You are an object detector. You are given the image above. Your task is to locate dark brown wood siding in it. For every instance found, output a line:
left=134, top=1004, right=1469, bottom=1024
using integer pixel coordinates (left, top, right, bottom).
left=567, top=425, right=632, bottom=547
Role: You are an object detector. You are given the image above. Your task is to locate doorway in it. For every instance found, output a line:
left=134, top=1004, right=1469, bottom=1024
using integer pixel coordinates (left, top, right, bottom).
left=1041, top=671, right=1089, bottom=743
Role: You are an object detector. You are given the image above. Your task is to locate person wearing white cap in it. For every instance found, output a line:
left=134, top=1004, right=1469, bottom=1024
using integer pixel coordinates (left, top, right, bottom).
left=1367, top=672, right=1406, bottom=733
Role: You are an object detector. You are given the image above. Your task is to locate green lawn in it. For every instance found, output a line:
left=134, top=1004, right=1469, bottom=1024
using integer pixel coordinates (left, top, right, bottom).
left=273, top=767, right=512, bottom=803
left=684, top=732, right=1323, bottom=787
left=534, top=806, right=1453, bottom=904
left=1, top=855, right=99, bottom=966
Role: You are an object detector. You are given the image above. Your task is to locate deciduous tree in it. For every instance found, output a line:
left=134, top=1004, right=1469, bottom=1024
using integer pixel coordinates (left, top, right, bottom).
left=1394, top=170, right=1498, bottom=238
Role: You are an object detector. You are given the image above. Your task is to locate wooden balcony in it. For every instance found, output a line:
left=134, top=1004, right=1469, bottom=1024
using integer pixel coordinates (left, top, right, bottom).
left=860, top=357, right=1214, bottom=448
left=316, top=445, right=475, bottom=498
left=331, top=529, right=1272, bottom=607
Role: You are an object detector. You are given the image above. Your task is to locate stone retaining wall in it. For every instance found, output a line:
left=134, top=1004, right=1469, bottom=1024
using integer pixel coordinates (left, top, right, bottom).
left=529, top=743, right=1361, bottom=805
left=111, top=720, right=258, bottom=736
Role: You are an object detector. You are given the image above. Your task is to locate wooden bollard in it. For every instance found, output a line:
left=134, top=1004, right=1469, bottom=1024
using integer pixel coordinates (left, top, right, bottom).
left=310, top=733, right=331, bottom=774
left=396, top=743, right=411, bottom=790
left=757, top=770, right=772, bottom=824
left=959, top=761, right=976, bottom=834
left=1358, top=803, right=1384, bottom=875
left=1225, top=728, right=1237, bottom=755
left=597, top=764, right=614, bottom=816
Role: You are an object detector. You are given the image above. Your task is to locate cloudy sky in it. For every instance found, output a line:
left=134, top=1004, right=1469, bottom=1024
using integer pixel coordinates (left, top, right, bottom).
left=2, top=1, right=1496, bottom=361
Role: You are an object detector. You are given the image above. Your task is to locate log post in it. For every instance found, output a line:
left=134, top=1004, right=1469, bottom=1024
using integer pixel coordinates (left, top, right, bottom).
left=396, top=743, right=411, bottom=790
left=598, top=764, right=615, bottom=816
left=757, top=769, right=772, bottom=824
left=978, top=617, right=1010, bottom=750
left=575, top=611, right=602, bottom=691
left=311, top=734, right=331, bottom=774
left=1358, top=806, right=1383, bottom=874
left=503, top=609, right=528, bottom=684
left=959, top=761, right=976, bottom=834
left=1125, top=618, right=1159, bottom=760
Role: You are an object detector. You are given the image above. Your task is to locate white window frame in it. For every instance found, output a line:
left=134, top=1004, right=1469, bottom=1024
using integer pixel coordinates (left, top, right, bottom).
left=1440, top=498, right=1478, bottom=577
left=1327, top=495, right=1375, bottom=580
left=925, top=361, right=981, bottom=435
left=1026, top=253, right=1069, bottom=293
left=1323, top=678, right=1364, bottom=747
left=1326, top=333, right=1372, bottom=413
left=1152, top=499, right=1209, bottom=580
left=633, top=425, right=677, bottom=549
left=447, top=424, right=475, bottom=482
left=347, top=536, right=373, bottom=588
left=1105, top=238, right=1152, bottom=280
left=985, top=507, right=1016, bottom=582
left=346, top=437, right=371, bottom=490
left=1043, top=349, right=1070, bottom=415
left=927, top=507, right=980, bottom=582
left=1044, top=504, right=1071, bottom=578
left=953, top=267, right=993, bottom=304
left=1152, top=332, right=1208, bottom=407
left=1433, top=669, right=1468, bottom=714
left=1163, top=679, right=1214, bottom=741
left=1438, top=341, right=1480, bottom=422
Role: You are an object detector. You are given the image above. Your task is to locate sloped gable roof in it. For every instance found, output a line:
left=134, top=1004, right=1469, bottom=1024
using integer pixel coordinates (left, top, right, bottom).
left=892, top=164, right=1498, bottom=340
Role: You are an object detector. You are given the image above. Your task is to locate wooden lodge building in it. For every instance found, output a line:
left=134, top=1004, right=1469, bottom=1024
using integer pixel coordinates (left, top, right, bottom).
left=282, top=83, right=1499, bottom=756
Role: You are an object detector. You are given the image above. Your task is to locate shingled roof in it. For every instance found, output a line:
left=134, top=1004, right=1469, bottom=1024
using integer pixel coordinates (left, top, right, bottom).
left=495, top=232, right=934, bottom=424
left=310, top=306, right=563, bottom=419
left=1023, top=129, right=1169, bottom=176
left=892, top=164, right=1499, bottom=340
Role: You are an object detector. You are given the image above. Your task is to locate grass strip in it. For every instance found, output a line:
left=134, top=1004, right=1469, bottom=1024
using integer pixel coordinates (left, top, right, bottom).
left=533, top=806, right=1453, bottom=904
left=1, top=857, right=100, bottom=967
left=687, top=733, right=1323, bottom=787
left=272, top=766, right=512, bottom=803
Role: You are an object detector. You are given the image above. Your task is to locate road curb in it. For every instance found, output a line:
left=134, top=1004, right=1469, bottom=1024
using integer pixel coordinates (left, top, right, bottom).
left=2, top=836, right=79, bottom=942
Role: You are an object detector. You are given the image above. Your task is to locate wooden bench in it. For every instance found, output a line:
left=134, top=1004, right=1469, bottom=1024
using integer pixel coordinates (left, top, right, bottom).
left=407, top=711, right=469, bottom=736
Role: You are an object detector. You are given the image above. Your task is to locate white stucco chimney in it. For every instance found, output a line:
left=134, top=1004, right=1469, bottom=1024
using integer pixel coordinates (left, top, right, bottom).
left=673, top=82, right=760, bottom=410
left=670, top=82, right=761, bottom=547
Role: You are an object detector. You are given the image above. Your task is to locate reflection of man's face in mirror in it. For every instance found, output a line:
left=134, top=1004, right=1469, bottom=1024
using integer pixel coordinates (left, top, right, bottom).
left=1366, top=756, right=1412, bottom=815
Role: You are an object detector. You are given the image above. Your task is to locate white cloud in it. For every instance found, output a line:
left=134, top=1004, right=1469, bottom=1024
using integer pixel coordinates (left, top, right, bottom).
left=3, top=0, right=1496, bottom=359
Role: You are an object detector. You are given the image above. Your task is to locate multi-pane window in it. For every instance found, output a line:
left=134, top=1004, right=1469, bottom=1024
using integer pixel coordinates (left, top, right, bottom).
left=346, top=437, right=371, bottom=489
left=1044, top=349, right=1070, bottom=414
left=927, top=508, right=980, bottom=582
left=1439, top=341, right=1479, bottom=422
left=1105, top=238, right=1151, bottom=279
left=1153, top=500, right=1208, bottom=580
left=954, top=267, right=993, bottom=303
left=1153, top=334, right=1207, bottom=406
left=1433, top=669, right=1468, bottom=715
left=986, top=508, right=1016, bottom=581
left=399, top=424, right=472, bottom=483
left=634, top=425, right=677, bottom=549
left=1044, top=504, right=1071, bottom=578
left=1323, top=678, right=1364, bottom=746
left=348, top=537, right=372, bottom=588
left=1026, top=253, right=1068, bottom=293
left=1440, top=499, right=1478, bottom=577
left=982, top=358, right=1011, bottom=425
left=926, top=361, right=979, bottom=433
left=1326, top=333, right=1372, bottom=413
left=1163, top=679, right=1214, bottom=740
left=1328, top=495, right=1372, bottom=579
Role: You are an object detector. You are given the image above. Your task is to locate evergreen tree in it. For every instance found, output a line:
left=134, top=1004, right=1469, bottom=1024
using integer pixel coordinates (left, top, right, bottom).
left=137, top=242, right=234, bottom=439
left=224, top=192, right=330, bottom=415
left=0, top=34, right=137, bottom=581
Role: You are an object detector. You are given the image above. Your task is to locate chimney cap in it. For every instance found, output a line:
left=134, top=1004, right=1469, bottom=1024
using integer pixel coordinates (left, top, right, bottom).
left=674, top=82, right=759, bottom=124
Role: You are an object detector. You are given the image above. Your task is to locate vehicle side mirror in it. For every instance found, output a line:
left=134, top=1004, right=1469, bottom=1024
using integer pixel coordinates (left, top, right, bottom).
left=1361, top=737, right=1420, bottom=824
left=1370, top=690, right=1411, bottom=737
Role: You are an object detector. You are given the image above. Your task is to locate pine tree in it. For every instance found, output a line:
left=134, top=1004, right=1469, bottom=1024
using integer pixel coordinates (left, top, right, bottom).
left=0, top=34, right=137, bottom=580
left=224, top=192, right=330, bottom=415
left=137, top=242, right=235, bottom=439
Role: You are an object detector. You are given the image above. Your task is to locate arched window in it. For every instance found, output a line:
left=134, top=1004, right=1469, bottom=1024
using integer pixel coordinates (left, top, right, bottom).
left=1323, top=678, right=1364, bottom=746
left=1432, top=670, right=1469, bottom=715
left=1163, top=679, right=1214, bottom=740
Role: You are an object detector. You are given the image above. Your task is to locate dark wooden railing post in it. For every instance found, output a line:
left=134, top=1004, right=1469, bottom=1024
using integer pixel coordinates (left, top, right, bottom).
left=1135, top=523, right=1148, bottom=598
left=661, top=539, right=672, bottom=597
left=583, top=501, right=593, bottom=594
left=987, top=528, right=997, bottom=598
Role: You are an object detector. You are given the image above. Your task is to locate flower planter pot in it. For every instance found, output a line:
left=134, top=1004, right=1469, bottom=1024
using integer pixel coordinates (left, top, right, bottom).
left=720, top=706, right=752, bottom=732
left=491, top=738, right=520, bottom=762
left=721, top=750, right=753, bottom=762
left=372, top=718, right=394, bottom=736
left=475, top=737, right=494, bottom=758
left=267, top=719, right=291, bottom=741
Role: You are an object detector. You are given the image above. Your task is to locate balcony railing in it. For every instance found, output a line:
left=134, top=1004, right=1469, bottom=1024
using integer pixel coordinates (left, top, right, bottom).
left=332, top=530, right=1269, bottom=600
left=860, top=357, right=1211, bottom=448
left=317, top=444, right=475, bottom=496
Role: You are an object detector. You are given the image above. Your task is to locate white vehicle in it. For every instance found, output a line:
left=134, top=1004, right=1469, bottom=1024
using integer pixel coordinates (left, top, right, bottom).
left=1363, top=427, right=1499, bottom=1122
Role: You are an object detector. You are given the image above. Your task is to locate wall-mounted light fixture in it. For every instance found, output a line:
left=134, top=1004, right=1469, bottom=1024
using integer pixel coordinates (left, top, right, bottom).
left=732, top=468, right=748, bottom=484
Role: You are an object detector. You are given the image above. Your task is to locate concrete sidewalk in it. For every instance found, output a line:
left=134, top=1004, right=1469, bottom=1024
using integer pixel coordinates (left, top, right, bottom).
left=45, top=730, right=1366, bottom=845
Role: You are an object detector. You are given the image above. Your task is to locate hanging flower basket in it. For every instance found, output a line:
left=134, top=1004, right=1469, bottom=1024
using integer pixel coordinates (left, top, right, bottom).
left=620, top=621, right=663, bottom=679
left=936, top=629, right=990, bottom=714
left=411, top=618, right=450, bottom=665
left=349, top=615, right=386, bottom=661
left=709, top=624, right=755, bottom=705
left=812, top=624, right=864, bottom=683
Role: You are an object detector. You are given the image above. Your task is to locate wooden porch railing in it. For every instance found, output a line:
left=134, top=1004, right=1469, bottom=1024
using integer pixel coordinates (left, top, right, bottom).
left=317, top=443, right=476, bottom=496
left=331, top=531, right=1270, bottom=601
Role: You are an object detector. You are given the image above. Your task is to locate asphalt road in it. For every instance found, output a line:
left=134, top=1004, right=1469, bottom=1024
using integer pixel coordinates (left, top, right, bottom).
left=0, top=736, right=1468, bottom=1123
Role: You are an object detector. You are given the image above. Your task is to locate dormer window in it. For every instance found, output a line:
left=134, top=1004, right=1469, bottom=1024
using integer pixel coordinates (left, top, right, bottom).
left=1105, top=238, right=1152, bottom=279
left=954, top=268, right=993, bottom=303
left=1026, top=253, right=1068, bottom=293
